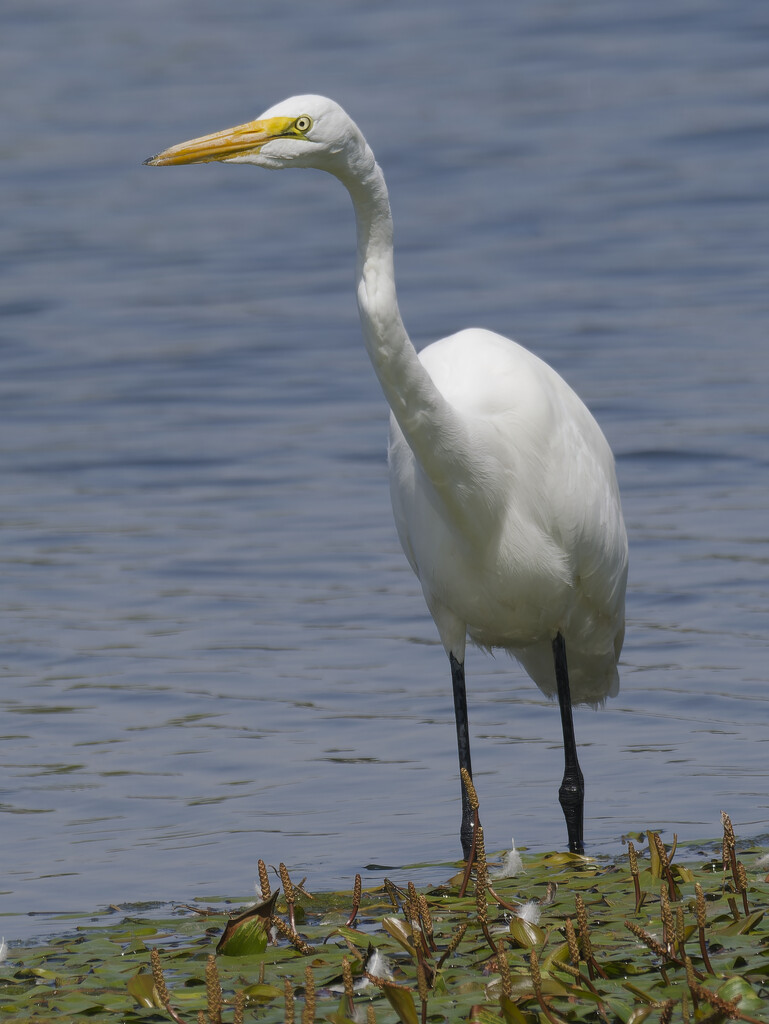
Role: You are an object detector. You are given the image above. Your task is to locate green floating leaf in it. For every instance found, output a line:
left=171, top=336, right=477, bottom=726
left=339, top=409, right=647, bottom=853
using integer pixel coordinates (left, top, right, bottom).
left=381, top=981, right=419, bottom=1024
left=216, top=889, right=278, bottom=956
left=717, top=973, right=763, bottom=1011
left=540, top=941, right=571, bottom=975
left=722, top=909, right=764, bottom=935
left=3, top=816, right=769, bottom=1024
left=621, top=981, right=656, bottom=1005
left=15, top=966, right=60, bottom=981
left=381, top=915, right=418, bottom=956
left=624, top=1004, right=656, bottom=1024
left=217, top=915, right=270, bottom=957
left=325, top=1002, right=360, bottom=1024
left=240, top=982, right=283, bottom=1003
left=498, top=993, right=529, bottom=1023
left=508, top=916, right=545, bottom=948
left=505, top=974, right=569, bottom=1001
left=539, top=851, right=585, bottom=867
left=126, top=971, right=161, bottom=1009
left=646, top=832, right=662, bottom=879
left=673, top=864, right=695, bottom=884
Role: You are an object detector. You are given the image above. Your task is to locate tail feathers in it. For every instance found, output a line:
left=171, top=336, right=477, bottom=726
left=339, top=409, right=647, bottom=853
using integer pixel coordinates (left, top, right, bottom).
left=515, top=641, right=620, bottom=707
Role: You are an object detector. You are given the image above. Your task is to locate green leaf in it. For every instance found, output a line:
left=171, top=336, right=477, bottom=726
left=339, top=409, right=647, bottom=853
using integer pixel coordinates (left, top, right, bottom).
left=722, top=909, right=764, bottom=935
left=216, top=889, right=278, bottom=956
left=14, top=966, right=60, bottom=981
left=381, top=915, right=418, bottom=956
left=126, top=972, right=161, bottom=1009
left=498, top=994, right=529, bottom=1023
left=325, top=1002, right=360, bottom=1024
left=240, top=982, right=283, bottom=1003
left=646, top=832, right=662, bottom=879
left=625, top=1006, right=656, bottom=1024
left=673, top=864, right=695, bottom=884
left=381, top=981, right=419, bottom=1024
left=717, top=974, right=763, bottom=1011
left=540, top=941, right=571, bottom=975
left=508, top=916, right=545, bottom=948
left=2, top=818, right=769, bottom=1024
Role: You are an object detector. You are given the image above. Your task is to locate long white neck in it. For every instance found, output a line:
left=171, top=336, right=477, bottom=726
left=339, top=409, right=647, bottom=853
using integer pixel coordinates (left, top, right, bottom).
left=337, top=154, right=473, bottom=493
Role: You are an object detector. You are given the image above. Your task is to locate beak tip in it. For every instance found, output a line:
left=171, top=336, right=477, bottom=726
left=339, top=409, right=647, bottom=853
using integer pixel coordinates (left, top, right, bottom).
left=143, top=155, right=160, bottom=166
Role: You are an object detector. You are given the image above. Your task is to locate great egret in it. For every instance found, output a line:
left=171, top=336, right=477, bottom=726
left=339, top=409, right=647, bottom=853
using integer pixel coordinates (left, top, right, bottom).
left=145, top=95, right=628, bottom=857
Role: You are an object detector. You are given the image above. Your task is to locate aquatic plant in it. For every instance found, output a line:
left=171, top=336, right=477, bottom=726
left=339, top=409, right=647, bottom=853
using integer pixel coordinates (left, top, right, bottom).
left=1, top=811, right=767, bottom=1022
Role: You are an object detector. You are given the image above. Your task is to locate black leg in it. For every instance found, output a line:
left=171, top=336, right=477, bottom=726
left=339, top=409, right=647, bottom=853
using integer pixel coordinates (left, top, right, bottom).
left=552, top=632, right=585, bottom=854
left=450, top=652, right=474, bottom=859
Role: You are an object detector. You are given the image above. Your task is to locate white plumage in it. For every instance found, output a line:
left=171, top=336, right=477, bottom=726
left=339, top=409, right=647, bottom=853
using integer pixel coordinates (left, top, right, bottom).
left=146, top=94, right=628, bottom=857
left=389, top=326, right=626, bottom=705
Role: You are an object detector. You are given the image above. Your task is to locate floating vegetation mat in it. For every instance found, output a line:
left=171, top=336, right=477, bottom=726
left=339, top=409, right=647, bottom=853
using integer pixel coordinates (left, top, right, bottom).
left=1, top=811, right=768, bottom=1023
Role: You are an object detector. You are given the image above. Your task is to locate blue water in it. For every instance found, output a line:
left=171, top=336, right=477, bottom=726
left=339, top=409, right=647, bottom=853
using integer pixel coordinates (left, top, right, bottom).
left=1, top=0, right=768, bottom=941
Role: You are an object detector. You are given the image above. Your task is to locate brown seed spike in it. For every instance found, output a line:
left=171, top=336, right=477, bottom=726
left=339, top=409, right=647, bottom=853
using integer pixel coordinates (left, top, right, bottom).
left=416, top=955, right=429, bottom=1004
left=694, top=883, right=707, bottom=929
left=651, top=831, right=678, bottom=900
left=735, top=859, right=751, bottom=916
left=627, top=840, right=638, bottom=876
left=676, top=905, right=685, bottom=959
left=658, top=999, right=675, bottom=1024
left=205, top=954, right=223, bottom=1024
left=418, top=893, right=436, bottom=949
left=284, top=977, right=295, bottom=1024
left=691, top=979, right=742, bottom=1019
left=407, top=881, right=420, bottom=923
left=652, top=831, right=669, bottom=868
left=627, top=840, right=643, bottom=913
left=258, top=859, right=271, bottom=901
left=721, top=810, right=738, bottom=880
left=346, top=873, right=362, bottom=927
left=150, top=947, right=171, bottom=1010
left=460, top=767, right=479, bottom=811
left=233, top=990, right=245, bottom=1024
left=150, top=949, right=189, bottom=1024
left=529, top=948, right=541, bottom=991
left=624, top=920, right=667, bottom=959
left=272, top=915, right=316, bottom=955
left=721, top=810, right=735, bottom=849
left=342, top=956, right=354, bottom=1002
left=437, top=921, right=468, bottom=968
left=529, top=949, right=562, bottom=1024
left=384, top=877, right=400, bottom=908
left=556, top=961, right=581, bottom=980
left=475, top=873, right=488, bottom=927
left=496, top=940, right=513, bottom=999
left=301, top=966, right=316, bottom=1024
left=660, top=885, right=674, bottom=954
left=684, top=954, right=696, bottom=992
left=736, top=860, right=748, bottom=892
left=564, top=917, right=580, bottom=965
left=475, top=823, right=488, bottom=879
left=575, top=894, right=593, bottom=960
left=279, top=862, right=295, bottom=904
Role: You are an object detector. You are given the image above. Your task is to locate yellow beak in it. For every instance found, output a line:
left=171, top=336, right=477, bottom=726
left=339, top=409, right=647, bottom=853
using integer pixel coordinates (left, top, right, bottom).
left=144, top=116, right=297, bottom=166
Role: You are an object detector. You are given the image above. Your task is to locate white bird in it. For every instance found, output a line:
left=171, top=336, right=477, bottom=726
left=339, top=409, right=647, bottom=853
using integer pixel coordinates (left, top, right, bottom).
left=145, top=95, right=628, bottom=857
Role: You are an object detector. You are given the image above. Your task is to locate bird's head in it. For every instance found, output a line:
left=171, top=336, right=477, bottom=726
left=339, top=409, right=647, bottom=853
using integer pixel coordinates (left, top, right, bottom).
left=144, top=94, right=370, bottom=179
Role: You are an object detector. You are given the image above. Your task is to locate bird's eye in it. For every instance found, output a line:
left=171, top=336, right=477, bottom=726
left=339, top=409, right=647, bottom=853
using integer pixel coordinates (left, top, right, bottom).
left=294, top=116, right=312, bottom=134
